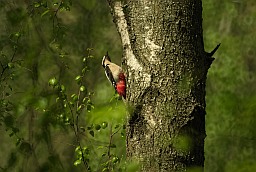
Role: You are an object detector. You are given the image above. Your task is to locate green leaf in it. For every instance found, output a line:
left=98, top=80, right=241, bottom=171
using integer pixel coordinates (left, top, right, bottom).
left=101, top=161, right=109, bottom=168
left=34, top=2, right=41, bottom=8
left=102, top=168, right=108, bottom=172
left=48, top=77, right=58, bottom=86
left=102, top=122, right=108, bottom=129
left=89, top=130, right=94, bottom=137
left=75, top=146, right=81, bottom=152
left=60, top=85, right=65, bottom=92
left=64, top=117, right=70, bottom=123
left=14, top=32, right=21, bottom=37
left=41, top=9, right=49, bottom=17
left=86, top=100, right=94, bottom=112
left=69, top=101, right=74, bottom=106
left=82, top=68, right=87, bottom=74
left=82, top=97, right=88, bottom=103
left=80, top=85, right=86, bottom=92
left=97, top=146, right=104, bottom=149
left=74, top=159, right=81, bottom=166
left=75, top=75, right=82, bottom=84
left=80, top=127, right=85, bottom=132
left=8, top=62, right=14, bottom=68
left=112, top=156, right=119, bottom=163
left=65, top=6, right=70, bottom=11
left=83, top=147, right=89, bottom=154
left=87, top=125, right=93, bottom=130
left=115, top=124, right=120, bottom=129
left=95, top=124, right=101, bottom=130
left=77, top=105, right=82, bottom=111
left=71, top=94, right=78, bottom=101
left=87, top=104, right=92, bottom=112
left=121, top=131, right=125, bottom=138
left=16, top=138, right=22, bottom=146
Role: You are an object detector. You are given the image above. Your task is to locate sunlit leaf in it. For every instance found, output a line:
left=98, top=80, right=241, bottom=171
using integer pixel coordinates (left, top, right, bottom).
left=34, top=2, right=41, bottom=8
left=112, top=156, right=119, bottom=163
left=41, top=9, right=49, bottom=17
left=75, top=146, right=81, bottom=153
left=74, top=159, right=81, bottom=166
left=102, top=122, right=108, bottom=129
left=75, top=75, right=82, bottom=84
left=102, top=168, right=108, bottom=172
left=71, top=94, right=78, bottom=101
left=60, top=85, right=65, bottom=92
left=48, top=77, right=58, bottom=86
left=80, top=86, right=86, bottom=92
left=83, top=147, right=89, bottom=154
left=7, top=62, right=14, bottom=68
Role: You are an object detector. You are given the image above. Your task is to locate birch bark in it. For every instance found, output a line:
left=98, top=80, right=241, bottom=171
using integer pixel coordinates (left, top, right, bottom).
left=107, top=0, right=218, bottom=171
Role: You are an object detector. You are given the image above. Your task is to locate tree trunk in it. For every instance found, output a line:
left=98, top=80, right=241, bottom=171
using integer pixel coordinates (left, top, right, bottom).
left=107, top=0, right=218, bottom=171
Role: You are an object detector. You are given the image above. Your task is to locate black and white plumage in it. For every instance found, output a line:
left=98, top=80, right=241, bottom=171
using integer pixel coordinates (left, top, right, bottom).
left=102, top=52, right=123, bottom=89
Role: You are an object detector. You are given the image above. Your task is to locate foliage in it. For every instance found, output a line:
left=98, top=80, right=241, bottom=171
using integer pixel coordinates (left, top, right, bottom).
left=203, top=0, right=256, bottom=171
left=0, top=0, right=126, bottom=172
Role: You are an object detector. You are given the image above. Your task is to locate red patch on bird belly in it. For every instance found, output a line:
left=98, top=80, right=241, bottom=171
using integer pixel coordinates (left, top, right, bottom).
left=116, top=80, right=126, bottom=99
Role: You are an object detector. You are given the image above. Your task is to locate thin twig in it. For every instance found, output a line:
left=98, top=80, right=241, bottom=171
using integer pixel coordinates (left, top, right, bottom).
left=65, top=95, right=89, bottom=170
left=0, top=37, right=20, bottom=80
left=107, top=123, right=121, bottom=171
left=52, top=1, right=63, bottom=38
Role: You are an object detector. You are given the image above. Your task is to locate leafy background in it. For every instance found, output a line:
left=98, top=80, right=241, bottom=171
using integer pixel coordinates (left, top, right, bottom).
left=204, top=0, right=256, bottom=171
left=0, top=0, right=255, bottom=171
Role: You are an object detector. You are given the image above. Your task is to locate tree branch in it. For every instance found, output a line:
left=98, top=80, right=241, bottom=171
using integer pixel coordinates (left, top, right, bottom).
left=207, top=43, right=221, bottom=57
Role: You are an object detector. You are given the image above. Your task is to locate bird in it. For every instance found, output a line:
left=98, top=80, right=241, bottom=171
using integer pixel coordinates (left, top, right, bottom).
left=102, top=52, right=126, bottom=99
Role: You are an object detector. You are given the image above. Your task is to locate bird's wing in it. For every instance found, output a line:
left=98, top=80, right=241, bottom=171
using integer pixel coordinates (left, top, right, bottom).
left=105, top=65, right=116, bottom=89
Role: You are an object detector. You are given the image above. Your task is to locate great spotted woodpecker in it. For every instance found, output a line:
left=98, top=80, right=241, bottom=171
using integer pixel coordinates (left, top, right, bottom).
left=102, top=52, right=126, bottom=99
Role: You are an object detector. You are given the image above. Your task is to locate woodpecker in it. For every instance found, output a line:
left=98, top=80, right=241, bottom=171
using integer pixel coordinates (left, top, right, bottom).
left=102, top=52, right=126, bottom=99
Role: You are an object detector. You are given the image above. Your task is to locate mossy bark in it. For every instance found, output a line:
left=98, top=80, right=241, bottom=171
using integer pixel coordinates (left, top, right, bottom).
left=108, top=0, right=214, bottom=171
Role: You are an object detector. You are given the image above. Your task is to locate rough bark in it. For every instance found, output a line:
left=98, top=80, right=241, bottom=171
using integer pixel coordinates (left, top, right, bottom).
left=107, top=0, right=219, bottom=171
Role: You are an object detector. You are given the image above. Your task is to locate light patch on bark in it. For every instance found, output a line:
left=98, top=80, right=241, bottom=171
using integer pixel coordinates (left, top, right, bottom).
left=145, top=37, right=161, bottom=62
left=145, top=38, right=161, bottom=50
left=144, top=6, right=150, bottom=10
left=113, top=1, right=151, bottom=85
left=144, top=105, right=156, bottom=128
left=143, top=5, right=162, bottom=63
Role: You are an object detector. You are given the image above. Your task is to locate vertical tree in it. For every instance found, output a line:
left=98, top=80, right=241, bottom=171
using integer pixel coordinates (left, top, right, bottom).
left=107, top=0, right=219, bottom=171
